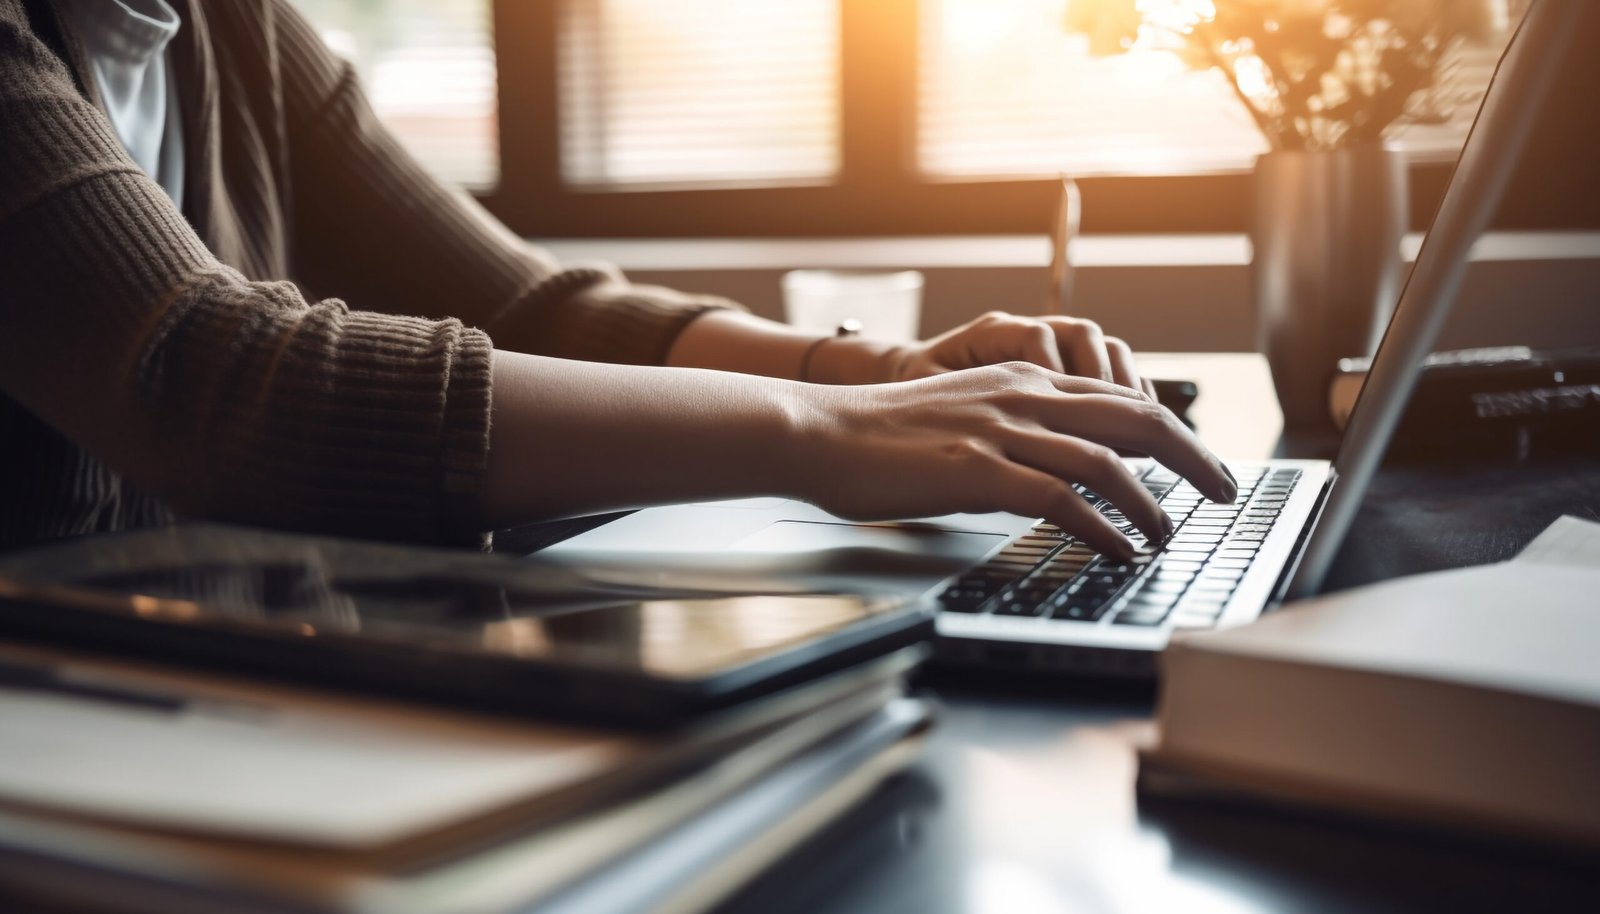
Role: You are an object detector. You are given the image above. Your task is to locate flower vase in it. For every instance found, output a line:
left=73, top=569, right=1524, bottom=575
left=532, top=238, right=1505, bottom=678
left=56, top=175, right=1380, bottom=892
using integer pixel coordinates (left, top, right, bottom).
left=1252, top=146, right=1409, bottom=436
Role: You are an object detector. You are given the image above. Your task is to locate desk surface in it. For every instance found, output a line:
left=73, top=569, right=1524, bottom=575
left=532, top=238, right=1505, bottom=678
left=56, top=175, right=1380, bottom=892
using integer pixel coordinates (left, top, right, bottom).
left=718, top=677, right=1600, bottom=914
left=715, top=352, right=1600, bottom=914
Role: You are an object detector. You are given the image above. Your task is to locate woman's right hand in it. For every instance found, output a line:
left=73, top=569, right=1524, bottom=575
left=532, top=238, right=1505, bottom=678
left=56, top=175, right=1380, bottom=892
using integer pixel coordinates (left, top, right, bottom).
left=790, top=361, right=1238, bottom=559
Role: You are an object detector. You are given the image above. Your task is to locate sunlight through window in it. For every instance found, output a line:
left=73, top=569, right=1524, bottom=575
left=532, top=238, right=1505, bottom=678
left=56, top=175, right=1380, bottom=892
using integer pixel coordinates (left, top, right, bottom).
left=559, top=0, right=841, bottom=188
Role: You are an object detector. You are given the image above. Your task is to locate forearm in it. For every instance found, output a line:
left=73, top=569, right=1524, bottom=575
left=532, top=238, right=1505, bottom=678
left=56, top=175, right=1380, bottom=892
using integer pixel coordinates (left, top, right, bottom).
left=479, top=350, right=817, bottom=526
left=666, top=310, right=907, bottom=384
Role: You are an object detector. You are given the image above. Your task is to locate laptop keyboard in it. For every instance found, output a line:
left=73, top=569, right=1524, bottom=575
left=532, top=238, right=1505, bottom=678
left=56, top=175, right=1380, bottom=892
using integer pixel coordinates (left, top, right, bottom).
left=936, top=465, right=1301, bottom=631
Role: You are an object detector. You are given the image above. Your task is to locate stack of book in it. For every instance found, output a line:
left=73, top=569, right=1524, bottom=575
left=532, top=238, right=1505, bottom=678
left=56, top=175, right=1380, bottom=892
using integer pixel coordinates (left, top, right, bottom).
left=0, top=527, right=934, bottom=914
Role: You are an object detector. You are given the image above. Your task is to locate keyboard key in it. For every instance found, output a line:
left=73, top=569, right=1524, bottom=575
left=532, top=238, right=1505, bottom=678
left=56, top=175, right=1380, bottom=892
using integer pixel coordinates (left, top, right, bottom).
left=991, top=592, right=1048, bottom=616
left=1164, top=542, right=1216, bottom=554
left=1002, top=542, right=1056, bottom=554
left=985, top=559, right=1040, bottom=572
left=1093, top=557, right=1149, bottom=575
left=1017, top=534, right=1065, bottom=546
left=1130, top=580, right=1183, bottom=599
left=1052, top=594, right=1113, bottom=622
left=992, top=602, right=1048, bottom=617
left=1053, top=558, right=1094, bottom=572
left=1113, top=607, right=1170, bottom=626
left=1189, top=518, right=1240, bottom=529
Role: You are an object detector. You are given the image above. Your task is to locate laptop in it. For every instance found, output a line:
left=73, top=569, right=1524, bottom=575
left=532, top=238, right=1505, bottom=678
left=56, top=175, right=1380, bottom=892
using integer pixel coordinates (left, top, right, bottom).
left=540, top=1, right=1583, bottom=678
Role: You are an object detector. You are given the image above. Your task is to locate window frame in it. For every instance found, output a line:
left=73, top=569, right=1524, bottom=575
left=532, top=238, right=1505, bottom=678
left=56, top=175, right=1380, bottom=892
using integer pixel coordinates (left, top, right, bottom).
left=478, top=0, right=1459, bottom=238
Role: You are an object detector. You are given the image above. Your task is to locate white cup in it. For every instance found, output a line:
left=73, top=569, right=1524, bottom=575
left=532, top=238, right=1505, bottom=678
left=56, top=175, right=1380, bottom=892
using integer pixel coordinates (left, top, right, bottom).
left=781, top=269, right=923, bottom=343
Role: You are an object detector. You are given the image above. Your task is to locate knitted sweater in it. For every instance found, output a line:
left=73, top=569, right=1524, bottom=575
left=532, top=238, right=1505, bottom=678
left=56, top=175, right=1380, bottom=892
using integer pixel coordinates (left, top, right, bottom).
left=0, top=0, right=735, bottom=549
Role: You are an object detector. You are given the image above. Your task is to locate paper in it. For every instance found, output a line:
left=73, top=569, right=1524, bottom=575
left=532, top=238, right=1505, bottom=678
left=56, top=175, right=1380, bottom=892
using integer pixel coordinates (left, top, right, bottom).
left=0, top=643, right=637, bottom=850
left=1513, top=515, right=1600, bottom=567
left=1183, top=514, right=1600, bottom=709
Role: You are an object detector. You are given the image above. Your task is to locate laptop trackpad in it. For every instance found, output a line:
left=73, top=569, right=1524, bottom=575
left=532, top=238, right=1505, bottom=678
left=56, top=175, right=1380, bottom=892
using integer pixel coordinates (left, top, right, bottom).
left=730, top=520, right=1004, bottom=580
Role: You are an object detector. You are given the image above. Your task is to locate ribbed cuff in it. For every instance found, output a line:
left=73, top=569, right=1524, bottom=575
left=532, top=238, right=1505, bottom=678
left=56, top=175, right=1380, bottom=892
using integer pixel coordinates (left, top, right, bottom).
left=439, top=327, right=494, bottom=544
left=487, top=268, right=746, bottom=366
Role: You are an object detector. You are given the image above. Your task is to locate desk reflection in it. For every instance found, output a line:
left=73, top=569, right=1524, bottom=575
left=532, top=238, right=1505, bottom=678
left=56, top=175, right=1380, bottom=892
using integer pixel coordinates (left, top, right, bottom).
left=717, top=677, right=1599, bottom=914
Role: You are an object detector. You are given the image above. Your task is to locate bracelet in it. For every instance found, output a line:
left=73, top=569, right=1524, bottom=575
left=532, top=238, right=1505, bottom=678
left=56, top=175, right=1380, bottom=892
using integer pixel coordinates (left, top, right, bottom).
left=798, top=319, right=863, bottom=383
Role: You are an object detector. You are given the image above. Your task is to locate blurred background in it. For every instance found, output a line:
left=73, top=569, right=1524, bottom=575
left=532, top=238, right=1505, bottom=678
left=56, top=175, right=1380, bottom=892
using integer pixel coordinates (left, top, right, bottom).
left=289, top=0, right=1594, bottom=353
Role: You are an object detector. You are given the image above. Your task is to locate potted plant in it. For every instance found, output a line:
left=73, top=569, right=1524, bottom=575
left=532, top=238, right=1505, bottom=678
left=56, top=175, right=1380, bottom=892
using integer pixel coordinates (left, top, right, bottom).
left=1066, top=0, right=1509, bottom=434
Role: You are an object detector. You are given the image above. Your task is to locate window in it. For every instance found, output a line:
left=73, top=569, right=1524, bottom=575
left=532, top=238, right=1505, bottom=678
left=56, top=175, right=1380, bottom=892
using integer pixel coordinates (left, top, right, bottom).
left=557, top=0, right=840, bottom=187
left=292, top=0, right=1526, bottom=236
left=294, top=0, right=498, bottom=188
left=919, top=0, right=1509, bottom=179
left=921, top=0, right=1264, bottom=177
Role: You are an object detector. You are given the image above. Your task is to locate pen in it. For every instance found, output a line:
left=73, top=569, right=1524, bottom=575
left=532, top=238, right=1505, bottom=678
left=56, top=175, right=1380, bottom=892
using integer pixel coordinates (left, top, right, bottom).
left=1047, top=174, right=1081, bottom=315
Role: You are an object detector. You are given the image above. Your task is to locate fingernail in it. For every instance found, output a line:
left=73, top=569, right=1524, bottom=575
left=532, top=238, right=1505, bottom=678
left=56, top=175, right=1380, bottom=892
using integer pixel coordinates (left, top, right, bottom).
left=1114, top=535, right=1139, bottom=562
left=1221, top=464, right=1239, bottom=502
left=1161, top=512, right=1176, bottom=539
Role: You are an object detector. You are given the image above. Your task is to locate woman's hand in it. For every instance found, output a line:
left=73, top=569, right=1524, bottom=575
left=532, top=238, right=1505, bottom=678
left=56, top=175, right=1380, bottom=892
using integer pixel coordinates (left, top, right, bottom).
left=793, top=361, right=1235, bottom=559
left=888, top=311, right=1153, bottom=398
left=484, top=354, right=1232, bottom=559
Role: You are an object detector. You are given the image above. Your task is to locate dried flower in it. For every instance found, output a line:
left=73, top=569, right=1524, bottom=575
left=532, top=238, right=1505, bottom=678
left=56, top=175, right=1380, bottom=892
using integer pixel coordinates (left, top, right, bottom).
left=1063, top=0, right=1510, bottom=150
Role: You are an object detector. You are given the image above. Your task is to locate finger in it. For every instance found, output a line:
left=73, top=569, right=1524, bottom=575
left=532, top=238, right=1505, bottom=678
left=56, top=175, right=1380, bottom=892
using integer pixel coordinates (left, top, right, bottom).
left=987, top=462, right=1135, bottom=560
left=1037, top=394, right=1236, bottom=504
left=1003, top=430, right=1172, bottom=544
left=999, top=362, right=1145, bottom=400
left=1105, top=336, right=1142, bottom=391
left=1142, top=377, right=1158, bottom=403
left=1046, top=317, right=1113, bottom=383
left=972, top=317, right=1065, bottom=374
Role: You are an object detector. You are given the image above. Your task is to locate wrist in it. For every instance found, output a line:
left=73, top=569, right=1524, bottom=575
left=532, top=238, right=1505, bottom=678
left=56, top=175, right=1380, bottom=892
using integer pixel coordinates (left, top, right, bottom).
left=771, top=380, right=860, bottom=504
left=805, top=336, right=913, bottom=384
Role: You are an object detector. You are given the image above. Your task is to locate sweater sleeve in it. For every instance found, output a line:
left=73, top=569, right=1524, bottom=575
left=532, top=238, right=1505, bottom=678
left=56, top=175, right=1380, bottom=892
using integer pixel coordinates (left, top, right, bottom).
left=268, top=0, right=742, bottom=366
left=0, top=0, right=491, bottom=544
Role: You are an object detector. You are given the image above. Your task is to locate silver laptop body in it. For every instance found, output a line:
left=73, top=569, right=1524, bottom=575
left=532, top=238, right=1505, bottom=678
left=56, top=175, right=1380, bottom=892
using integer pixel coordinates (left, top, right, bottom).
left=540, top=1, right=1580, bottom=678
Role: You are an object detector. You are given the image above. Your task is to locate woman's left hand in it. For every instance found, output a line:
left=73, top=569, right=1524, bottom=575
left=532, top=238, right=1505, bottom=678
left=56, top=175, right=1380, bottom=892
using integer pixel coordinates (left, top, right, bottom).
left=888, top=311, right=1153, bottom=398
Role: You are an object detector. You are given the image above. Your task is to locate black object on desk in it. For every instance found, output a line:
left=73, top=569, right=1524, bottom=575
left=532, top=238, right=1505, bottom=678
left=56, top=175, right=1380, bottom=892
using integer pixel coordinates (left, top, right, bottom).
left=1152, top=377, right=1199, bottom=429
left=0, top=525, right=931, bottom=730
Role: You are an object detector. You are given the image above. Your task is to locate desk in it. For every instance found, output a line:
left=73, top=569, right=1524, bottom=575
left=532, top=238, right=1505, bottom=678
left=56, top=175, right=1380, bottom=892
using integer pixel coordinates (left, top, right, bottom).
left=713, top=352, right=1600, bottom=914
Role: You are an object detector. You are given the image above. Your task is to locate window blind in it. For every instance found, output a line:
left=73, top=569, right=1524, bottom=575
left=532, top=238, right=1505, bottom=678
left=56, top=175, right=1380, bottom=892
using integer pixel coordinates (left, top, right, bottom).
left=295, top=0, right=498, bottom=189
left=919, top=0, right=1510, bottom=179
left=558, top=0, right=840, bottom=188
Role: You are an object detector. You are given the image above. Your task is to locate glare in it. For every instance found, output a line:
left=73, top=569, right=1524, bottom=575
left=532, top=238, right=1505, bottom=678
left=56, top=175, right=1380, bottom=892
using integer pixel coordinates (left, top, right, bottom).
left=1137, top=0, right=1215, bottom=34
left=1233, top=55, right=1274, bottom=101
left=938, top=0, right=1036, bottom=53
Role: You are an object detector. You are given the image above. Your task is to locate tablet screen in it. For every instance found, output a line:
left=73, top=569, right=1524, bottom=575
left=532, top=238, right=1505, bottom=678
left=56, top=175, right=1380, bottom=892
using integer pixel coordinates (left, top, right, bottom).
left=0, top=525, right=914, bottom=681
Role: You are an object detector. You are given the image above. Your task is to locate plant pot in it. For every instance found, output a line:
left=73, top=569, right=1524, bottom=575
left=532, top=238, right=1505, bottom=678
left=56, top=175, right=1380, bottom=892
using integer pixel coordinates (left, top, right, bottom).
left=1252, top=146, right=1408, bottom=435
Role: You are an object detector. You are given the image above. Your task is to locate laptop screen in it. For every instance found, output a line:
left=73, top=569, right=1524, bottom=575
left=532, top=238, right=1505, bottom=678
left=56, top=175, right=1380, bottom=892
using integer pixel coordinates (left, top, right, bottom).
left=1288, top=0, right=1600, bottom=597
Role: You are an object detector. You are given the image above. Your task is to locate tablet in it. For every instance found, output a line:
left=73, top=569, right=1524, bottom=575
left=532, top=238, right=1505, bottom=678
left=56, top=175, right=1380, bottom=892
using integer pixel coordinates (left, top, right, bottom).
left=0, top=525, right=931, bottom=729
